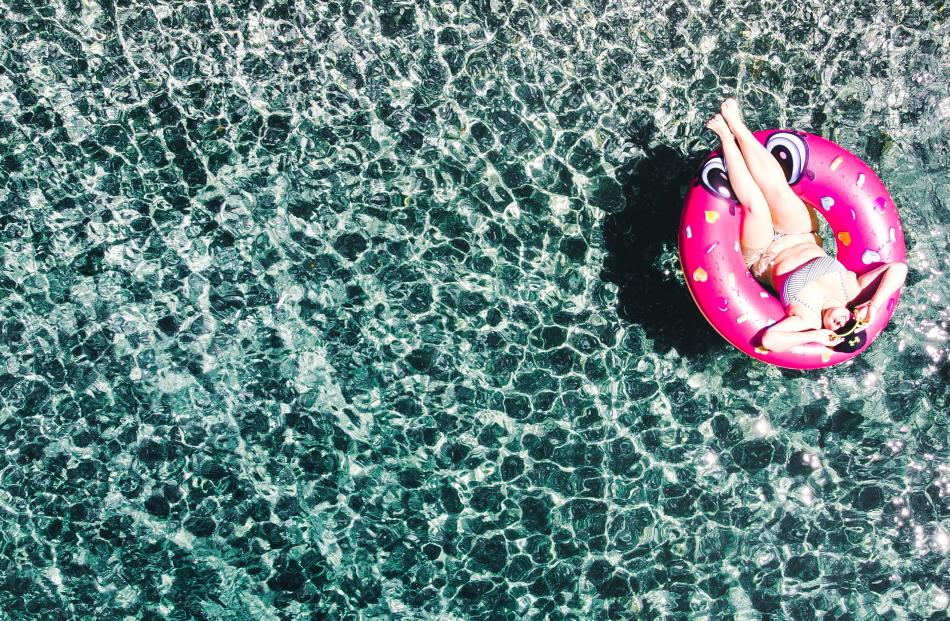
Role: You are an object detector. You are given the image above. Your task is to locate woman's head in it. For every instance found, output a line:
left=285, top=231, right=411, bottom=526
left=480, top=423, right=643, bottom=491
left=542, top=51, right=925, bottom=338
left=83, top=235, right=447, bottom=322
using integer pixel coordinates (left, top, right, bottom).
left=822, top=306, right=853, bottom=331
left=826, top=309, right=869, bottom=353
left=831, top=320, right=868, bottom=352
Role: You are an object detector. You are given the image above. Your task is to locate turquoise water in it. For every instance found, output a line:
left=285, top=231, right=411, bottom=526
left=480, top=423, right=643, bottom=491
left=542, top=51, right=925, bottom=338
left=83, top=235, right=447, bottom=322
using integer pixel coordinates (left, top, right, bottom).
left=1, top=0, right=949, bottom=618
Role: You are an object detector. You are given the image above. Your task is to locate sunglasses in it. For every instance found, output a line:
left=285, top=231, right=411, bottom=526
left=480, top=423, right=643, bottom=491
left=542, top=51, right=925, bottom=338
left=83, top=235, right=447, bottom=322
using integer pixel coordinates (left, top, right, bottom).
left=833, top=313, right=868, bottom=339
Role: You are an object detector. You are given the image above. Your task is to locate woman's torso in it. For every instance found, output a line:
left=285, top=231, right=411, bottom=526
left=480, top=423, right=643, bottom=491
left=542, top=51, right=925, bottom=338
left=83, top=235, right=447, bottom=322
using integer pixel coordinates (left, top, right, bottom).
left=770, top=235, right=826, bottom=283
left=770, top=238, right=859, bottom=325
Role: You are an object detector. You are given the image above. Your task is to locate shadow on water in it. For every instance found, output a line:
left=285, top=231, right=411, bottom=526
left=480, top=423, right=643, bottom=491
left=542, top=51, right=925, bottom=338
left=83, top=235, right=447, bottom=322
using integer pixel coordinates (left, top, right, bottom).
left=601, top=119, right=724, bottom=359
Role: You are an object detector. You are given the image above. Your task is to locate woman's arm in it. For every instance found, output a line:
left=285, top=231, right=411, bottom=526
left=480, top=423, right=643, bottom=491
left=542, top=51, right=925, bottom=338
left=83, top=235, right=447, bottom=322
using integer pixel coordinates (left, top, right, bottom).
left=761, top=314, right=840, bottom=352
left=853, top=261, right=908, bottom=323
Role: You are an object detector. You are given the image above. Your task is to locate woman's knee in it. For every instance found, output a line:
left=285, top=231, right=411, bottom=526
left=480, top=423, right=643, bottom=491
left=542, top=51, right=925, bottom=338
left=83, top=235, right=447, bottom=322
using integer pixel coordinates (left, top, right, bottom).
left=742, top=197, right=770, bottom=219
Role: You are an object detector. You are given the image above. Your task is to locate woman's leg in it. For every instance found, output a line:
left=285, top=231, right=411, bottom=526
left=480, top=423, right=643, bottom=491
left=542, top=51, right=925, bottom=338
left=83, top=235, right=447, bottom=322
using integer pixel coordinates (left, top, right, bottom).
left=720, top=98, right=817, bottom=234
left=706, top=114, right=774, bottom=251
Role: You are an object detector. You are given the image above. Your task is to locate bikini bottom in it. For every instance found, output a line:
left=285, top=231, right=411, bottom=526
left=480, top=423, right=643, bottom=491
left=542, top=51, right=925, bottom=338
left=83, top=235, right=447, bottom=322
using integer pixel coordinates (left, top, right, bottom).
left=742, top=230, right=821, bottom=284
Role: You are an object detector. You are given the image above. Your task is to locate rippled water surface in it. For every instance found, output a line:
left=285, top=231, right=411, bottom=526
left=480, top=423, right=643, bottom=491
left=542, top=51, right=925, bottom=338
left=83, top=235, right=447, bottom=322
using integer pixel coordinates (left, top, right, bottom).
left=1, top=0, right=949, bottom=618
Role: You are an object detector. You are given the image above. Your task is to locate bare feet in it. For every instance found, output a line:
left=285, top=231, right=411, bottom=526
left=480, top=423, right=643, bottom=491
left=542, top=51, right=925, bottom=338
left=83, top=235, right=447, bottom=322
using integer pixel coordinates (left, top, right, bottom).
left=706, top=113, right=731, bottom=140
left=720, top=98, right=746, bottom=133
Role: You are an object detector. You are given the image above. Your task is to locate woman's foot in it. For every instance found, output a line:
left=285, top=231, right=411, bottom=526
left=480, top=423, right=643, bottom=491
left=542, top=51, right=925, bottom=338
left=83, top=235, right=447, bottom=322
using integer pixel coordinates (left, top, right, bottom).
left=720, top=98, right=748, bottom=134
left=706, top=113, right=732, bottom=140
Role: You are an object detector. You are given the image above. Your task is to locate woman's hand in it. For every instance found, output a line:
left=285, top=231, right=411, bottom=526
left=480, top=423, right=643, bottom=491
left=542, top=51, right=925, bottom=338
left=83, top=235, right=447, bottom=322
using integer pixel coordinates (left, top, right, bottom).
left=812, top=329, right=842, bottom=347
left=852, top=302, right=878, bottom=324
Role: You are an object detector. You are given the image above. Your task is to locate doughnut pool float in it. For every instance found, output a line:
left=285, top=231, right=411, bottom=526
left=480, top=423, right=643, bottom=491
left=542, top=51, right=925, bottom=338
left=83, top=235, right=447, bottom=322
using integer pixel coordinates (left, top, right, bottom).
left=678, top=130, right=906, bottom=369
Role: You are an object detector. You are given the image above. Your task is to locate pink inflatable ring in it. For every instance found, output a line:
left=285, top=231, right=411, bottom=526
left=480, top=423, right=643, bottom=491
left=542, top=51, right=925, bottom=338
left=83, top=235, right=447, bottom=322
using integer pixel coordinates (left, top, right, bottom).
left=678, top=129, right=906, bottom=369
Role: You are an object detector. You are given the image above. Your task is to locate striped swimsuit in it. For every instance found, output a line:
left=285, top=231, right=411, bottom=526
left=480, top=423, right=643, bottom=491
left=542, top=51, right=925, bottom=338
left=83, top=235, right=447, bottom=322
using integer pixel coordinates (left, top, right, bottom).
left=780, top=256, right=848, bottom=317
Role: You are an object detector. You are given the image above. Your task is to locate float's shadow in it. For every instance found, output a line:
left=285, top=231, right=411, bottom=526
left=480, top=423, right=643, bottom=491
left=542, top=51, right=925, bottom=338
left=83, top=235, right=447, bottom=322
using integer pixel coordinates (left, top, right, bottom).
left=601, top=124, right=723, bottom=359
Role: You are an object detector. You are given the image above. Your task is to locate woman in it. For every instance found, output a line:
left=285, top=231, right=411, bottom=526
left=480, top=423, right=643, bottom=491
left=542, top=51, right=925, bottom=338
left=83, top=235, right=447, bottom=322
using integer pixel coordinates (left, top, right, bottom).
left=706, top=98, right=908, bottom=353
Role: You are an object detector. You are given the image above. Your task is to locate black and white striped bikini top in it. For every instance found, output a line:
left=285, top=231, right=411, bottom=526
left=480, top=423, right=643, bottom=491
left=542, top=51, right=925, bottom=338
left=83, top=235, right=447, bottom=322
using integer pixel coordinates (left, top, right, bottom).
left=780, top=256, right=848, bottom=316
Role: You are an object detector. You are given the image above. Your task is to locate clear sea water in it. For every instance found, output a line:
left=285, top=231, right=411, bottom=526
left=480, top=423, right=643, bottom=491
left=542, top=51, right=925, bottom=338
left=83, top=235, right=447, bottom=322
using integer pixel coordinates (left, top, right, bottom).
left=1, top=0, right=949, bottom=619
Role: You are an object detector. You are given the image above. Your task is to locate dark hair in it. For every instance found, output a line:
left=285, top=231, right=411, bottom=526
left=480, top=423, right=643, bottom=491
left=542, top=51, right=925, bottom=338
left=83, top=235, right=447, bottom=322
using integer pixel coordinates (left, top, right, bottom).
left=832, top=319, right=868, bottom=353
left=834, top=316, right=859, bottom=337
